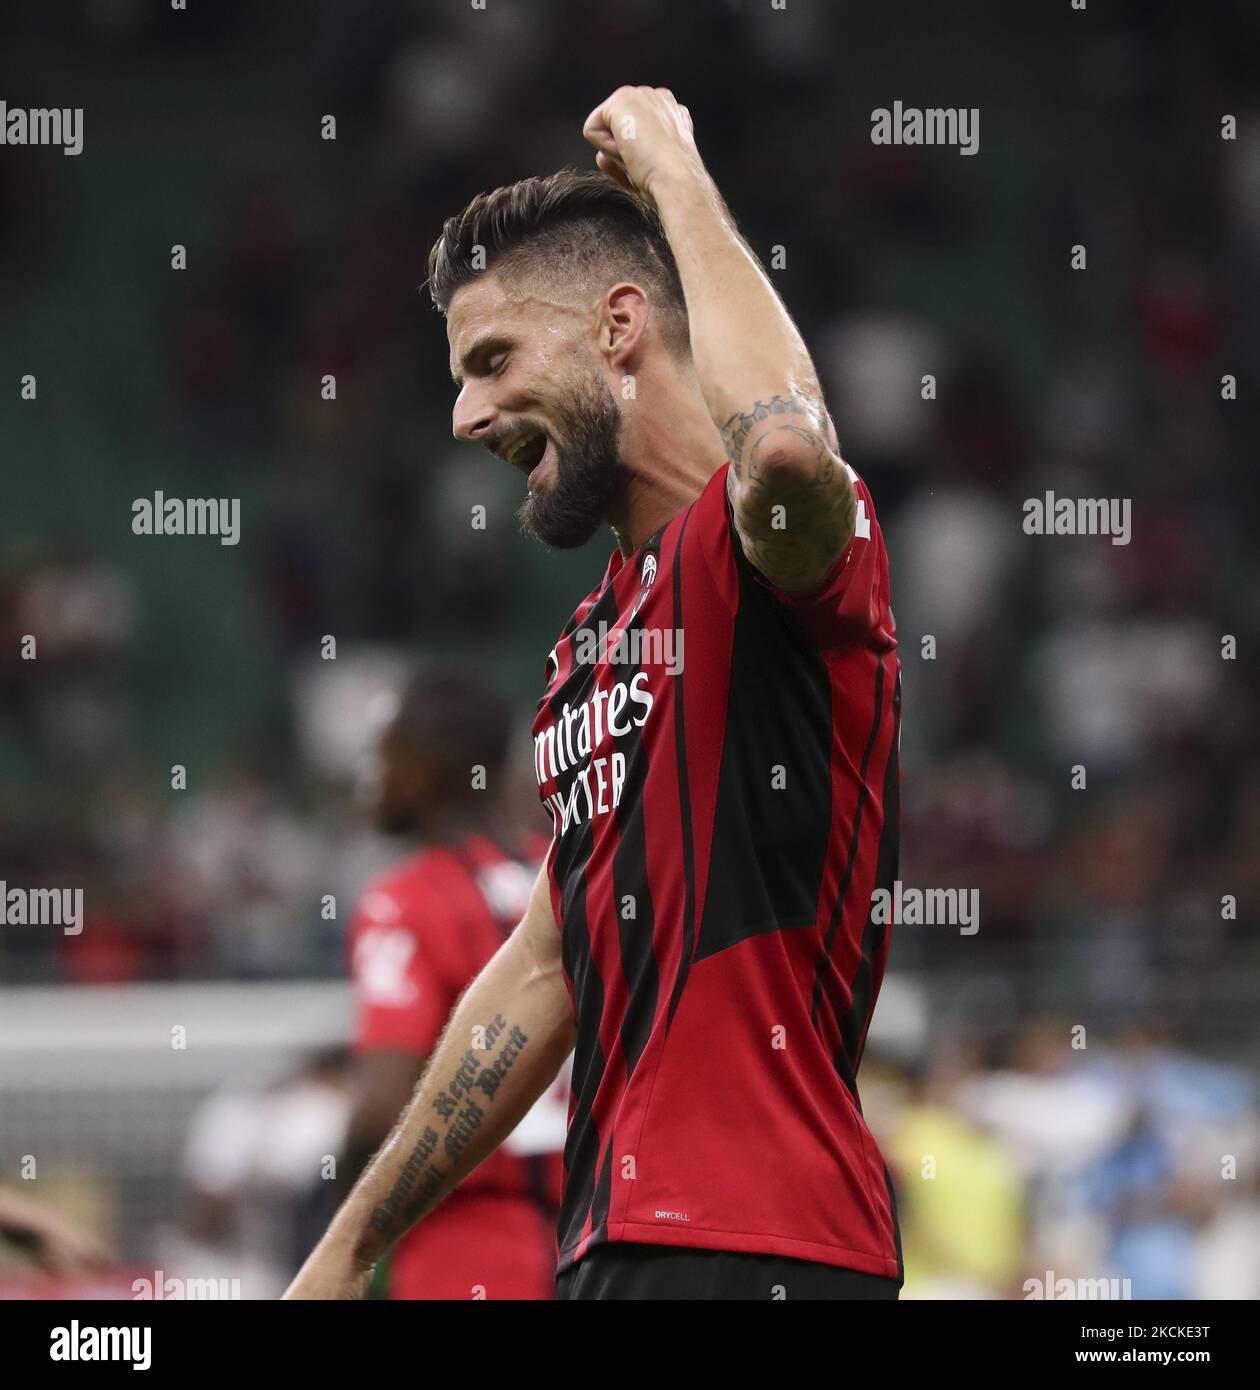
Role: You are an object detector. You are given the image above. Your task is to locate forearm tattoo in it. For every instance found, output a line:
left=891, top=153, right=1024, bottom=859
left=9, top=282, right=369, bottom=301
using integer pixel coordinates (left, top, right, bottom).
left=366, top=1014, right=531, bottom=1243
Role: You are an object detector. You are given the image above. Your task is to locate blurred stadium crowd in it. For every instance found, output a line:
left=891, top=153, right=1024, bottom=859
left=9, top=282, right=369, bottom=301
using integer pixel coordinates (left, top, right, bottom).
left=1, top=0, right=1257, bottom=1298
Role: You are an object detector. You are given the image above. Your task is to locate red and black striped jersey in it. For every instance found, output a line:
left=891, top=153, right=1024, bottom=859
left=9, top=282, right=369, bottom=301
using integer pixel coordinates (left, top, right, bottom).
left=532, top=460, right=903, bottom=1279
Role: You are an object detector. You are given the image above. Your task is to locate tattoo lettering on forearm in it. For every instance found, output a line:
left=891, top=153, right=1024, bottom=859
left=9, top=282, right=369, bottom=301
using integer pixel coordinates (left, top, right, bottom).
left=367, top=1124, right=443, bottom=1234
left=443, top=1097, right=485, bottom=1163
left=365, top=1019, right=533, bottom=1240
left=474, top=1024, right=529, bottom=1101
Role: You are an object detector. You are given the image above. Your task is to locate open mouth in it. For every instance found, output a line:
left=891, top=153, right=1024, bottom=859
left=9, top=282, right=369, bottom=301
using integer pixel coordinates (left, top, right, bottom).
left=505, top=430, right=548, bottom=478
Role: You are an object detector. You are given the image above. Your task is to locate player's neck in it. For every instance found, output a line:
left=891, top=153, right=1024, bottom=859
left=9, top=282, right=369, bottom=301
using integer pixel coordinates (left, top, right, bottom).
left=608, top=370, right=727, bottom=556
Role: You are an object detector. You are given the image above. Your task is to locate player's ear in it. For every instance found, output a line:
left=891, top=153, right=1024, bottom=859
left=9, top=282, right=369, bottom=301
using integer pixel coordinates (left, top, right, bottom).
left=598, top=282, right=649, bottom=370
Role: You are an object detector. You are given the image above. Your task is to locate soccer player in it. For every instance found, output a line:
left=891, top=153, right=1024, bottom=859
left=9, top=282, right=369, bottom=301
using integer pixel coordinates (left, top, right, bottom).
left=287, top=86, right=902, bottom=1301
left=343, top=668, right=564, bottom=1298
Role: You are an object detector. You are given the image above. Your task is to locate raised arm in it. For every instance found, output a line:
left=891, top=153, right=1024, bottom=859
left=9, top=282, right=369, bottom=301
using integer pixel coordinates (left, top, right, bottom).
left=284, top=862, right=574, bottom=1299
left=583, top=85, right=856, bottom=593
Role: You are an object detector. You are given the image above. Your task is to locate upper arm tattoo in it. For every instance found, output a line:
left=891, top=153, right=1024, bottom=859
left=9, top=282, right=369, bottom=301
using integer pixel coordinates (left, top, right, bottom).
left=719, top=393, right=857, bottom=593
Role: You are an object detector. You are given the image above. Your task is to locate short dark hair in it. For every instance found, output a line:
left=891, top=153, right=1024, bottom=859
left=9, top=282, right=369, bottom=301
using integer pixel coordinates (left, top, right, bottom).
left=426, top=168, right=690, bottom=355
left=393, top=666, right=512, bottom=792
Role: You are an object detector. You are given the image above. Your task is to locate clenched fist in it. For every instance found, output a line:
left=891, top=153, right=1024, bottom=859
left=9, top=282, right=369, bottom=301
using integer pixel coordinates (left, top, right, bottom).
left=582, top=86, right=707, bottom=209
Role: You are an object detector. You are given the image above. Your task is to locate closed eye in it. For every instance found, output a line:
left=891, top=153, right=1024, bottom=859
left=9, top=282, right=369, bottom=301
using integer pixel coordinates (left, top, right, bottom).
left=452, top=337, right=513, bottom=390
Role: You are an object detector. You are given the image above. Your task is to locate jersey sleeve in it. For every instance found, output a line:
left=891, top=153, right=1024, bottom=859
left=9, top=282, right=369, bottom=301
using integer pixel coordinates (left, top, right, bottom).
left=347, top=876, right=459, bottom=1057
left=733, top=461, right=892, bottom=650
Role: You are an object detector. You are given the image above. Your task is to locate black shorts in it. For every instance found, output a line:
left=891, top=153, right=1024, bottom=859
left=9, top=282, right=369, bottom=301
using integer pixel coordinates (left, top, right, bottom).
left=556, top=1241, right=901, bottom=1301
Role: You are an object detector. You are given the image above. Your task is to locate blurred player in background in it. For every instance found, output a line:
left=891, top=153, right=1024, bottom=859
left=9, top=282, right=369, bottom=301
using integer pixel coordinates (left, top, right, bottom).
left=343, top=667, right=566, bottom=1299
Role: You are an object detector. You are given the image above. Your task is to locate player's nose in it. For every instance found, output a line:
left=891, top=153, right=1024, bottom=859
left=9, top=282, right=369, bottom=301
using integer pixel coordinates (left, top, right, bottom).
left=452, top=383, right=498, bottom=443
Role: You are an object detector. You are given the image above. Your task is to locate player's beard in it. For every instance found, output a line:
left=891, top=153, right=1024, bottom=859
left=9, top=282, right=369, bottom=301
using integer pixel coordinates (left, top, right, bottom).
left=517, top=369, right=625, bottom=550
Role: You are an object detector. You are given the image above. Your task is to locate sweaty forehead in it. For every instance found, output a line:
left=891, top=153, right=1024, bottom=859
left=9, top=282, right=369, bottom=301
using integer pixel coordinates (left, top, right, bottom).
left=447, top=272, right=588, bottom=378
